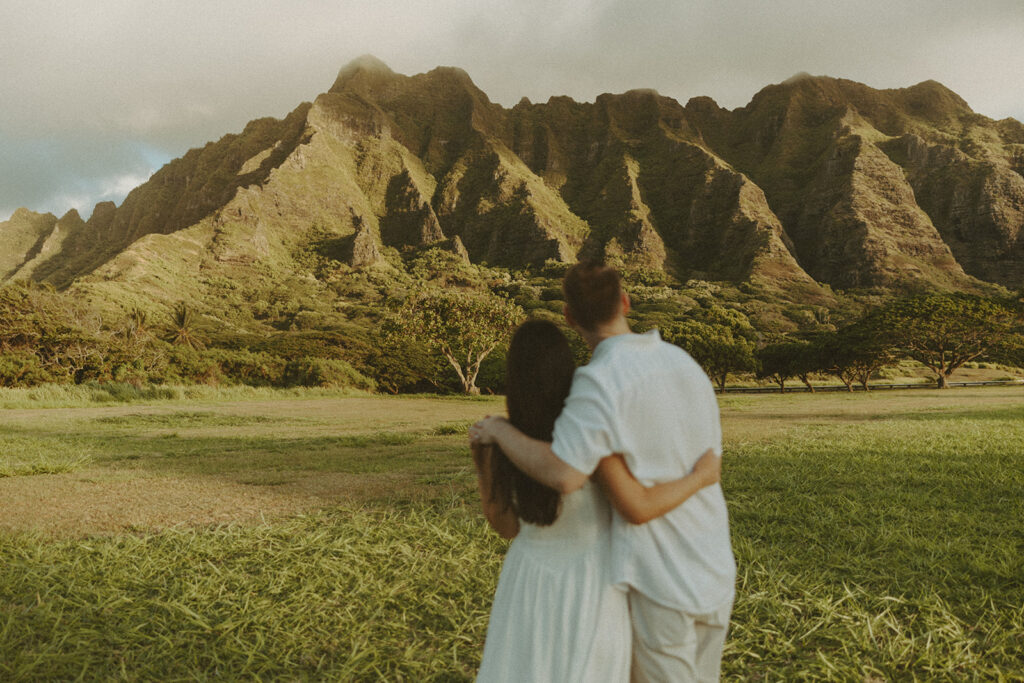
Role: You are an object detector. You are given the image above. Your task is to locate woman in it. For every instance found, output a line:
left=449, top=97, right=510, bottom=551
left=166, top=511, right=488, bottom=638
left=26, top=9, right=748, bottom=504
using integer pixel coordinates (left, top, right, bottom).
left=472, top=319, right=720, bottom=682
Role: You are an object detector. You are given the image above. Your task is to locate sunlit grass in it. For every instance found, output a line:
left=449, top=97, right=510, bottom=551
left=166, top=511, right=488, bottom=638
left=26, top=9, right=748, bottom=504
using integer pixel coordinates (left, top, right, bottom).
left=0, top=504, right=501, bottom=681
left=0, top=436, right=93, bottom=478
left=0, top=383, right=373, bottom=409
left=0, top=389, right=1022, bottom=679
left=720, top=409, right=1024, bottom=680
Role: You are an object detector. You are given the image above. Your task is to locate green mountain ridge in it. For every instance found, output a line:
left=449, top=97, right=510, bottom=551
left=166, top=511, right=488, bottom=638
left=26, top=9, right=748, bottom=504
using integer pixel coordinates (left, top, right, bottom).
left=2, top=60, right=1022, bottom=325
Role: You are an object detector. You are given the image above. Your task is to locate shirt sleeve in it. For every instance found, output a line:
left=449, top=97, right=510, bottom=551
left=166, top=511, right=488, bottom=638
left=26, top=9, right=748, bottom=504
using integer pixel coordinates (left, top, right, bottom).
left=551, top=369, right=615, bottom=476
left=704, top=372, right=723, bottom=457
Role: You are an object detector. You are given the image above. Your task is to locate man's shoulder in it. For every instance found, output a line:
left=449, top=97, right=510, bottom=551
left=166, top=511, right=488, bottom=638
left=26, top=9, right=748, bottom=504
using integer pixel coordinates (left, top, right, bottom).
left=583, top=334, right=707, bottom=388
left=637, top=337, right=717, bottom=397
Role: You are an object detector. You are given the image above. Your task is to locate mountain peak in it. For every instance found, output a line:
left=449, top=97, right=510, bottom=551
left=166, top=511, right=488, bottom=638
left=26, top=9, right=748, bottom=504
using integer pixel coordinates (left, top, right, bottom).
left=782, top=71, right=816, bottom=85
left=899, top=79, right=973, bottom=115
left=330, top=55, right=396, bottom=92
left=340, top=54, right=393, bottom=76
left=8, top=207, right=55, bottom=222
left=425, top=65, right=475, bottom=84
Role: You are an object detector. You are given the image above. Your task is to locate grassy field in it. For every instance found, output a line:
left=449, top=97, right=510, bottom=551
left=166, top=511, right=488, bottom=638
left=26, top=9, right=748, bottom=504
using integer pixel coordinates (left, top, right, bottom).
left=1, top=387, right=1022, bottom=680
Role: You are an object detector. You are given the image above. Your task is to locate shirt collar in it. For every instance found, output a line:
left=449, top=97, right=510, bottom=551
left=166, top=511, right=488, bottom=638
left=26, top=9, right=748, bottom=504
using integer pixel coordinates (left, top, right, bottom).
left=591, top=329, right=661, bottom=360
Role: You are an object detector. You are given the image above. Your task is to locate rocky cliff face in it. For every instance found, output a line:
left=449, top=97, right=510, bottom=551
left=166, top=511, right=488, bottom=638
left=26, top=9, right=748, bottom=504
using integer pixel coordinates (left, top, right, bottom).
left=3, top=61, right=1021, bottom=306
left=1, top=208, right=58, bottom=280
left=685, top=75, right=1023, bottom=289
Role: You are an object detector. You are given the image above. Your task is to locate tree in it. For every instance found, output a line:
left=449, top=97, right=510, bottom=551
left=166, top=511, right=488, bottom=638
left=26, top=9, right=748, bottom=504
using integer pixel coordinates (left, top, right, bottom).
left=663, top=321, right=757, bottom=391
left=0, top=280, right=109, bottom=383
left=878, top=294, right=1017, bottom=388
left=757, top=340, right=817, bottom=392
left=391, top=289, right=523, bottom=395
left=165, top=303, right=205, bottom=350
left=820, top=316, right=898, bottom=391
left=365, top=331, right=448, bottom=395
left=817, top=320, right=896, bottom=392
left=989, top=332, right=1024, bottom=369
left=125, top=307, right=150, bottom=340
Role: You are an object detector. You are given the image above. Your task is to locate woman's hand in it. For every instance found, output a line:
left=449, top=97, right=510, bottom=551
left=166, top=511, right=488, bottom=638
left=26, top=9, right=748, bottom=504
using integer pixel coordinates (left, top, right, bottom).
left=595, top=448, right=723, bottom=525
left=469, top=415, right=507, bottom=446
left=691, top=449, right=721, bottom=488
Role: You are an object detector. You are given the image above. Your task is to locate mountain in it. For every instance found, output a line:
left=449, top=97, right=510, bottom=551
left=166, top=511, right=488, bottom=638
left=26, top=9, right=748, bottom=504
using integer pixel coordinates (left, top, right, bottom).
left=684, top=76, right=1024, bottom=289
left=2, top=60, right=1021, bottom=321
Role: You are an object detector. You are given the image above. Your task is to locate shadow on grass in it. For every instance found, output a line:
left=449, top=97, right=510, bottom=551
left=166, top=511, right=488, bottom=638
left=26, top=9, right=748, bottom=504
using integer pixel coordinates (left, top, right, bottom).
left=725, top=430, right=1024, bottom=603
left=897, top=404, right=1024, bottom=422
left=728, top=403, right=1024, bottom=426
left=92, top=411, right=279, bottom=428
left=69, top=431, right=467, bottom=479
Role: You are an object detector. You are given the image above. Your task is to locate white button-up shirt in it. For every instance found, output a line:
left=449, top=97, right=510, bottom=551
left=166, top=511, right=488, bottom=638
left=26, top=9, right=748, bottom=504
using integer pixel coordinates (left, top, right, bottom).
left=551, top=329, right=736, bottom=613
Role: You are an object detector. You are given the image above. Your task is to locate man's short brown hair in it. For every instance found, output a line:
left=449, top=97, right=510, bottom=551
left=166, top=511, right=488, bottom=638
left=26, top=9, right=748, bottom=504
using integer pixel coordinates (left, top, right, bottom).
left=562, top=261, right=623, bottom=331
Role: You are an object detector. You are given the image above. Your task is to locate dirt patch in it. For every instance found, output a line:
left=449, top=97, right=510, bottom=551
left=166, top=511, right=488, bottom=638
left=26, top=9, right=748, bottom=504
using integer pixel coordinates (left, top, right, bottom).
left=0, top=467, right=420, bottom=538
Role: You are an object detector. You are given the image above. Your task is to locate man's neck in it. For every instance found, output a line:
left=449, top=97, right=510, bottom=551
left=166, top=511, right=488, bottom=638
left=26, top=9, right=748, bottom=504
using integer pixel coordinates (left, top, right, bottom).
left=581, top=317, right=632, bottom=351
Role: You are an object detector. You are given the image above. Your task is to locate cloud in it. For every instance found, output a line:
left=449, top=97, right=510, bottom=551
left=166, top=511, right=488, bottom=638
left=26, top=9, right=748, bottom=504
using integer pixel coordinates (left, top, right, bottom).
left=0, top=132, right=168, bottom=221
left=2, top=0, right=1022, bottom=221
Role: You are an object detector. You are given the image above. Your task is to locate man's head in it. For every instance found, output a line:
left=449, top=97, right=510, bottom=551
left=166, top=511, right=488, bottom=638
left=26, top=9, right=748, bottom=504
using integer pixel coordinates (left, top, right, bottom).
left=562, top=261, right=629, bottom=333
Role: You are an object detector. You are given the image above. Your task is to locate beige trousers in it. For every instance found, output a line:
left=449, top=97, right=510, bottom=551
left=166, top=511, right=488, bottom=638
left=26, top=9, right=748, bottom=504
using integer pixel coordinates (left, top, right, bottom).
left=628, top=590, right=732, bottom=683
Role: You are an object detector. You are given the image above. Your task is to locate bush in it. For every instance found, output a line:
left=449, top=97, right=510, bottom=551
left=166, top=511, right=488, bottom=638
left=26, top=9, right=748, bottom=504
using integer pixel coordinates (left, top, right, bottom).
left=538, top=286, right=563, bottom=302
left=157, top=347, right=224, bottom=385
left=283, top=357, right=376, bottom=391
left=80, top=382, right=182, bottom=403
left=204, top=349, right=286, bottom=387
left=0, top=352, right=55, bottom=387
left=252, top=331, right=356, bottom=361
left=475, top=346, right=508, bottom=394
left=363, top=337, right=449, bottom=395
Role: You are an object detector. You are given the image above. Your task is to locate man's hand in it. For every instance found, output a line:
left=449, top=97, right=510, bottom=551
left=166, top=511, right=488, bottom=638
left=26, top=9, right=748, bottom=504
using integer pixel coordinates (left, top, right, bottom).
left=469, top=415, right=508, bottom=446
left=692, top=449, right=722, bottom=487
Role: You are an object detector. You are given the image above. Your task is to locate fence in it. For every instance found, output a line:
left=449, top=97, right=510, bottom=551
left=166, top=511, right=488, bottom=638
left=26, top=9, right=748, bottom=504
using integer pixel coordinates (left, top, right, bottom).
left=716, top=379, right=1024, bottom=394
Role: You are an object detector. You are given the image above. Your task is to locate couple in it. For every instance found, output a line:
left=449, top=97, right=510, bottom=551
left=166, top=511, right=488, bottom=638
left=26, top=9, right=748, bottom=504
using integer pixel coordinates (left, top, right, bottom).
left=469, top=262, right=736, bottom=682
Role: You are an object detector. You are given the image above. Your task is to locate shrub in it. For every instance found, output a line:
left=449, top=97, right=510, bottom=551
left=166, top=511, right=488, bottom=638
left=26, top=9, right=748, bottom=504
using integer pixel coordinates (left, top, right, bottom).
left=475, top=346, right=508, bottom=394
left=0, top=351, right=54, bottom=387
left=204, top=349, right=286, bottom=387
left=159, top=347, right=224, bottom=385
left=363, top=336, right=449, bottom=395
left=538, top=286, right=563, bottom=302
left=283, top=357, right=376, bottom=391
left=253, top=331, right=354, bottom=361
left=80, top=382, right=182, bottom=403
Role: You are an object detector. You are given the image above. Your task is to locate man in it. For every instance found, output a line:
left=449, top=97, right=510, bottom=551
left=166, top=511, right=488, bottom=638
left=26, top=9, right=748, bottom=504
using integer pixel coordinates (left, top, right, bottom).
left=471, top=262, right=736, bottom=682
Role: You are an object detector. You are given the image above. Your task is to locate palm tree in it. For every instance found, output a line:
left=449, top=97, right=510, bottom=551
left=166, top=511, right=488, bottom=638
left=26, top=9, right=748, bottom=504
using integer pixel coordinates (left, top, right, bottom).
left=166, top=303, right=204, bottom=349
left=126, top=307, right=150, bottom=339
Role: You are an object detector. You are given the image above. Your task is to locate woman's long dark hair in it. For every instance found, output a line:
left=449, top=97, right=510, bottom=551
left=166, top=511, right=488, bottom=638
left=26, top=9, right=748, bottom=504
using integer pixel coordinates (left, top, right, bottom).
left=490, top=319, right=576, bottom=526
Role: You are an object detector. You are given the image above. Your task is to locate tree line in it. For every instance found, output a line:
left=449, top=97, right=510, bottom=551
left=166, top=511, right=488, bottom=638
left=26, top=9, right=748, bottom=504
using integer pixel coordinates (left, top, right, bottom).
left=664, top=293, right=1024, bottom=391
left=1, top=278, right=1021, bottom=394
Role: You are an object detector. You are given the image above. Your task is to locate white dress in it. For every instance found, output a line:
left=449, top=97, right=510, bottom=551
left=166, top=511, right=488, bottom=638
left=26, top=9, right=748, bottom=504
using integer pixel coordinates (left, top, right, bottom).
left=476, top=482, right=631, bottom=682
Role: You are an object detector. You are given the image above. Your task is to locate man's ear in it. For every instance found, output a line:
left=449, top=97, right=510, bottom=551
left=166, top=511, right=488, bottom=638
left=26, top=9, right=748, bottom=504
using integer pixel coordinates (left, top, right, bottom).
left=620, top=292, right=631, bottom=316
left=563, top=304, right=576, bottom=329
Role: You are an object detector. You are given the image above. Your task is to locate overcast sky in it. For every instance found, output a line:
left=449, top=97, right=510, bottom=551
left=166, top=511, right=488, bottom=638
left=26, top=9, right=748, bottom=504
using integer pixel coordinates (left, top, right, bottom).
left=3, top=0, right=1023, bottom=222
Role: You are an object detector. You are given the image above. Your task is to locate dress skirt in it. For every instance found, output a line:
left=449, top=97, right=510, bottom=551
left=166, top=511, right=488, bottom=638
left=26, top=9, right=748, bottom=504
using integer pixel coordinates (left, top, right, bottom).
left=477, top=483, right=630, bottom=682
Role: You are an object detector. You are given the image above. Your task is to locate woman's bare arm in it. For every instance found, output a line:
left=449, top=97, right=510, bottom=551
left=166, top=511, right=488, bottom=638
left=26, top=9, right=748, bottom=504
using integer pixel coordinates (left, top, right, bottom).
left=472, top=443, right=520, bottom=539
left=471, top=416, right=588, bottom=494
left=594, top=449, right=721, bottom=525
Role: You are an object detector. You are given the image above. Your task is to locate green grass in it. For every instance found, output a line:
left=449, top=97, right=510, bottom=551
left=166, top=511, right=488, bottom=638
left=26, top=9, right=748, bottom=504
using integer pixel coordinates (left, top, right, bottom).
left=93, top=411, right=276, bottom=427
left=1, top=504, right=501, bottom=681
left=433, top=420, right=475, bottom=436
left=722, top=411, right=1024, bottom=679
left=1, top=389, right=1022, bottom=679
left=0, top=383, right=371, bottom=410
left=0, top=436, right=93, bottom=478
